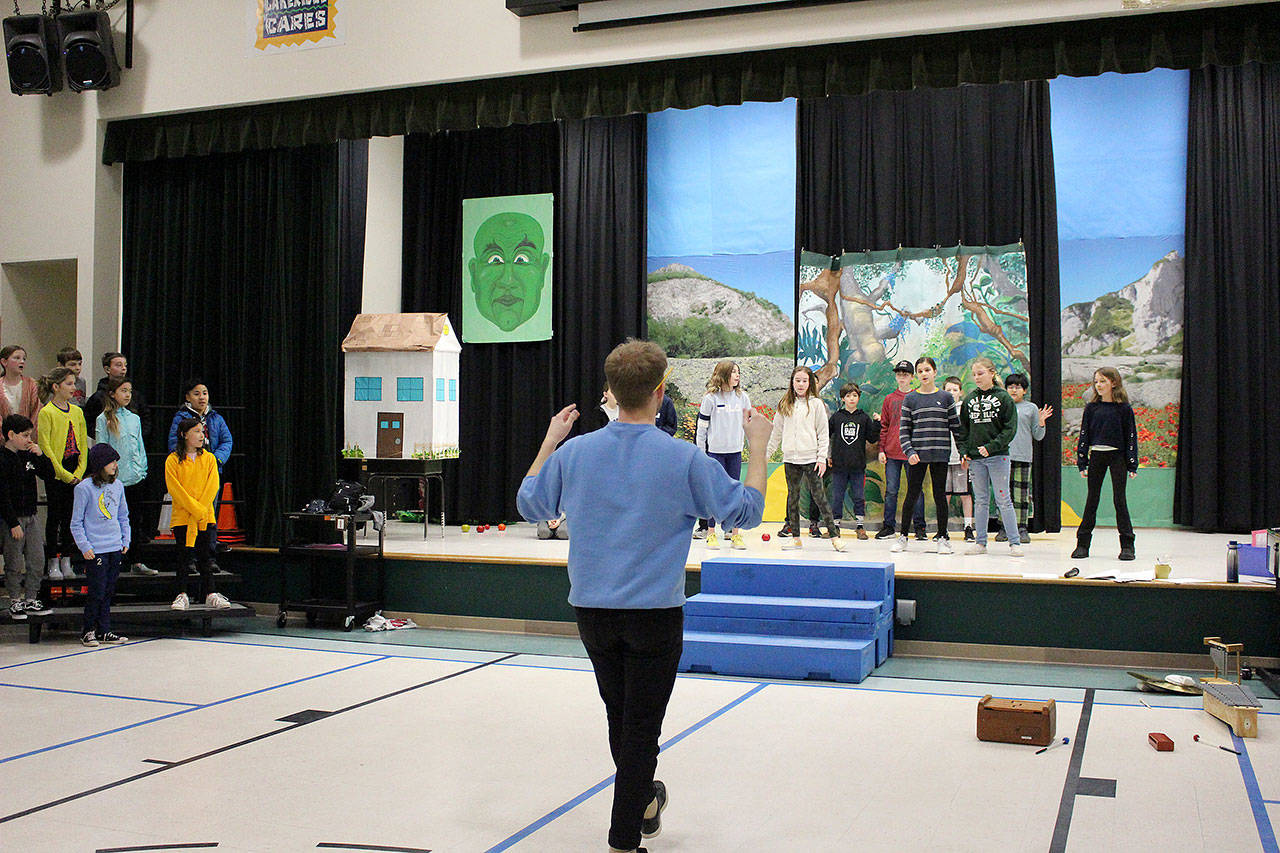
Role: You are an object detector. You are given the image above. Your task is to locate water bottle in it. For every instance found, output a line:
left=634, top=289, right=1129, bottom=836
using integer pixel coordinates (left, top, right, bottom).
left=1226, top=540, right=1239, bottom=583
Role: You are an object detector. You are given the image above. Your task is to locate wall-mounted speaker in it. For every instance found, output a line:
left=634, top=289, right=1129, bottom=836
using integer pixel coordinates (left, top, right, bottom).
left=56, top=10, right=119, bottom=93
left=4, top=14, right=62, bottom=95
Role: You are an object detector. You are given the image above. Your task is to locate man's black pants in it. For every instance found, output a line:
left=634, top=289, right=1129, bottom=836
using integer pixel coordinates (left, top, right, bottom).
left=575, top=606, right=683, bottom=851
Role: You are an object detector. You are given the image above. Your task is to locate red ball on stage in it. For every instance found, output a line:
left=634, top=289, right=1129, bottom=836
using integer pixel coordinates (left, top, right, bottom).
left=498, top=523, right=506, bottom=531
left=762, top=533, right=770, bottom=542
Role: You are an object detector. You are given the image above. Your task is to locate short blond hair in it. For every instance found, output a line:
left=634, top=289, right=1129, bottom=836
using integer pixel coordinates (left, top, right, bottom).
left=604, top=339, right=667, bottom=410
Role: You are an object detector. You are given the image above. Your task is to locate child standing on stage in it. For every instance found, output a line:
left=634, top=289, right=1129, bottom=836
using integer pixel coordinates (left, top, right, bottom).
left=1073, top=367, right=1138, bottom=561
left=958, top=358, right=1022, bottom=556
left=2, top=415, right=56, bottom=620
left=70, top=445, right=131, bottom=647
left=97, top=377, right=156, bottom=575
left=0, top=345, right=41, bottom=422
left=876, top=360, right=926, bottom=541
left=37, top=367, right=88, bottom=580
left=694, top=360, right=751, bottom=550
left=943, top=376, right=976, bottom=542
left=166, top=418, right=230, bottom=610
left=893, top=358, right=962, bottom=554
left=826, top=382, right=881, bottom=540
left=767, top=365, right=845, bottom=552
left=58, top=347, right=87, bottom=407
left=1001, top=373, right=1053, bottom=545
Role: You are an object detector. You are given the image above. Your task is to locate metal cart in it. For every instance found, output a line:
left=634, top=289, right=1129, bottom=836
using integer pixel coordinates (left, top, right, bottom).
left=277, top=510, right=385, bottom=631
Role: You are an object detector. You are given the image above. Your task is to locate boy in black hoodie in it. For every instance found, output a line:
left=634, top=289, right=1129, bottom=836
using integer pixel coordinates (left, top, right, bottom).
left=826, top=382, right=882, bottom=539
left=2, top=415, right=56, bottom=619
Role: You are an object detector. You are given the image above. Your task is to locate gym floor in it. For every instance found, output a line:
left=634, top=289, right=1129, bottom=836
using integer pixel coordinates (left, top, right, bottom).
left=1, top=624, right=1276, bottom=852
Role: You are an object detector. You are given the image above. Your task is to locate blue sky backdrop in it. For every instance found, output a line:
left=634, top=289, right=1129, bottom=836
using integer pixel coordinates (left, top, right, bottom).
left=1050, top=69, right=1189, bottom=306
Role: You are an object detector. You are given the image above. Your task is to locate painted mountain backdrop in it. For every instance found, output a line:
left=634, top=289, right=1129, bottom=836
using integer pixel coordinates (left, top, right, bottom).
left=647, top=263, right=793, bottom=358
left=1060, top=250, right=1183, bottom=356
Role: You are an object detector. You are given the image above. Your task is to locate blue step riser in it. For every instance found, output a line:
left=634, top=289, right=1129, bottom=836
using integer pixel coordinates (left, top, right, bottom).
left=687, top=614, right=878, bottom=640
left=700, top=560, right=893, bottom=611
left=680, top=637, right=875, bottom=683
left=686, top=598, right=880, bottom=624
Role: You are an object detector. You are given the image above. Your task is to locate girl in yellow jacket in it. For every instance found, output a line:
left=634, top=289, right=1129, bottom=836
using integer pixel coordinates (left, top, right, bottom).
left=37, top=367, right=88, bottom=580
left=165, top=417, right=229, bottom=610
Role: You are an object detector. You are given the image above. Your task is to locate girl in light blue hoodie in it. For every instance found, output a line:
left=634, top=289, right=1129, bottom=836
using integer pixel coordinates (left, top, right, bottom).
left=70, top=444, right=131, bottom=647
left=96, top=378, right=154, bottom=574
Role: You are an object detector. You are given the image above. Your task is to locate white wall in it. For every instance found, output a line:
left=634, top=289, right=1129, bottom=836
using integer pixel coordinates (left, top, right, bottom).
left=362, top=136, right=404, bottom=315
left=0, top=259, right=78, bottom=377
left=0, top=0, right=1259, bottom=357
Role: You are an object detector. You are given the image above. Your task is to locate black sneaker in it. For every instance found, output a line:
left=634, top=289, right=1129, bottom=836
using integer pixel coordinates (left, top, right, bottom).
left=641, top=780, right=667, bottom=839
left=874, top=527, right=896, bottom=540
left=808, top=524, right=822, bottom=538
left=914, top=528, right=928, bottom=541
left=97, top=631, right=129, bottom=644
left=963, top=526, right=975, bottom=542
left=25, top=599, right=52, bottom=616
left=8, top=600, right=27, bottom=621
left=995, top=528, right=1008, bottom=542
left=777, top=524, right=794, bottom=538
left=1071, top=545, right=1089, bottom=559
left=1018, top=527, right=1029, bottom=543
left=1118, top=547, right=1135, bottom=561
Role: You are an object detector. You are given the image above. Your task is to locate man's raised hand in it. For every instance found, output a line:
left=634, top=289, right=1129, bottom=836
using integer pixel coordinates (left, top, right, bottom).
left=544, top=404, right=580, bottom=447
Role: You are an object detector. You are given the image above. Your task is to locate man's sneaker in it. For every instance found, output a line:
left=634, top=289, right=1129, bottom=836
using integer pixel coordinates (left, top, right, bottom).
left=964, top=543, right=987, bottom=555
left=830, top=536, right=847, bottom=552
left=874, top=527, right=896, bottom=540
left=781, top=537, right=803, bottom=550
left=1009, top=544, right=1024, bottom=558
left=641, top=780, right=668, bottom=839
left=205, top=592, right=232, bottom=609
left=855, top=525, right=868, bottom=540
left=808, top=524, right=822, bottom=539
left=730, top=533, right=747, bottom=550
left=132, top=563, right=159, bottom=575
left=914, top=528, right=929, bottom=541
left=936, top=537, right=954, bottom=555
left=995, top=528, right=1008, bottom=542
left=171, top=592, right=190, bottom=611
left=24, top=599, right=52, bottom=616
left=704, top=532, right=721, bottom=549
left=963, top=526, right=975, bottom=542
left=97, top=631, right=128, bottom=644
left=890, top=535, right=908, bottom=553
left=8, top=600, right=27, bottom=621
left=692, top=526, right=707, bottom=540
left=1070, top=546, right=1089, bottom=559
left=81, top=631, right=99, bottom=647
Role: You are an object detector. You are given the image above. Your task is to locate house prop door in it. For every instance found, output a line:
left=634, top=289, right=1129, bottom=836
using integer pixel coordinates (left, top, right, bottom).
left=377, top=412, right=404, bottom=458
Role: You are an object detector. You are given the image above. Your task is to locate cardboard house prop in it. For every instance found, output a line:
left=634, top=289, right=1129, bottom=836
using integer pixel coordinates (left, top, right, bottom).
left=341, top=313, right=461, bottom=459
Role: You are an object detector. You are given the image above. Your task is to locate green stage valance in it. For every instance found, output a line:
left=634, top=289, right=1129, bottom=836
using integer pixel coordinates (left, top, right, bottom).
left=103, top=3, right=1280, bottom=163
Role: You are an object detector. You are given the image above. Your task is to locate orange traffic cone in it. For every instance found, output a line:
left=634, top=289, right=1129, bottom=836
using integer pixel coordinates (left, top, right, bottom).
left=217, top=482, right=246, bottom=543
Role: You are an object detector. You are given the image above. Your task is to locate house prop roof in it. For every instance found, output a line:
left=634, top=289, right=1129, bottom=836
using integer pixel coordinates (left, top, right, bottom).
left=341, top=313, right=451, bottom=353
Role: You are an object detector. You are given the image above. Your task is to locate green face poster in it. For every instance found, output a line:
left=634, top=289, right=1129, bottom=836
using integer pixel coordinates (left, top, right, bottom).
left=461, top=193, right=554, bottom=343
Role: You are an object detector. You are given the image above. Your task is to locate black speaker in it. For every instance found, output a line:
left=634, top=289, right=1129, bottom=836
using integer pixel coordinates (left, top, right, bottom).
left=4, top=14, right=62, bottom=95
left=56, top=10, right=119, bottom=93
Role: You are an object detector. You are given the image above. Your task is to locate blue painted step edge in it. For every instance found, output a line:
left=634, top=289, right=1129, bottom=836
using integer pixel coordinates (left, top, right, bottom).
left=686, top=593, right=883, bottom=623
left=679, top=631, right=876, bottom=684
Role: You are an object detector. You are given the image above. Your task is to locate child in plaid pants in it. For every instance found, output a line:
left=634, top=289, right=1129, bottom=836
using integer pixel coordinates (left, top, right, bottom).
left=1002, top=374, right=1053, bottom=542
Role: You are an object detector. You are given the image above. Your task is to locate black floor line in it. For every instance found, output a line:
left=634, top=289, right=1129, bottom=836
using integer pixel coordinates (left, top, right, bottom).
left=316, top=843, right=432, bottom=852
left=1049, top=688, right=1097, bottom=853
left=1, top=653, right=518, bottom=826
left=95, top=844, right=219, bottom=852
left=140, top=759, right=172, bottom=766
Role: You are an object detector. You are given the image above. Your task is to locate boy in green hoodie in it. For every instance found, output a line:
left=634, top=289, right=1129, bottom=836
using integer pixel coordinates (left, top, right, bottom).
left=957, top=358, right=1022, bottom=556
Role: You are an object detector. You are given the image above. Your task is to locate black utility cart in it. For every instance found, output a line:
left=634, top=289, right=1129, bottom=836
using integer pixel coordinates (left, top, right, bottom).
left=278, top=510, right=386, bottom=631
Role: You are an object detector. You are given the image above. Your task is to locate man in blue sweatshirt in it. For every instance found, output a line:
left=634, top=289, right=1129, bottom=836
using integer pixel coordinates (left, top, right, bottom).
left=518, top=339, right=770, bottom=853
left=70, top=444, right=131, bottom=647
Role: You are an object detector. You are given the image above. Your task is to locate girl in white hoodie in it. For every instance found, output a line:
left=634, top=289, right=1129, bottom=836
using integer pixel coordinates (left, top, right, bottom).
left=767, top=365, right=844, bottom=552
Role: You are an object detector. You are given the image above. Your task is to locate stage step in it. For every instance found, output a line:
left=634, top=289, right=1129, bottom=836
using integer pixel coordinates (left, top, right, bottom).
left=681, top=631, right=876, bottom=683
left=699, top=557, right=894, bottom=614
left=20, top=602, right=255, bottom=644
left=686, top=592, right=882, bottom=623
left=686, top=609, right=893, bottom=665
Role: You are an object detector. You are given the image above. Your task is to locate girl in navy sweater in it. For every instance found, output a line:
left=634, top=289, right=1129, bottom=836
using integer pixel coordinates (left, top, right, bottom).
left=893, top=357, right=961, bottom=554
left=1073, top=367, right=1138, bottom=560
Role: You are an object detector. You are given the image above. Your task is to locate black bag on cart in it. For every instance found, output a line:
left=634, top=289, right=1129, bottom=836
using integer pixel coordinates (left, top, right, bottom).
left=327, top=480, right=374, bottom=514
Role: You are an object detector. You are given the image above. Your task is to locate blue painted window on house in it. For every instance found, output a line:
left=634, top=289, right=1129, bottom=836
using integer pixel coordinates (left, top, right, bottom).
left=436, top=379, right=446, bottom=401
left=397, top=377, right=424, bottom=402
left=449, top=379, right=457, bottom=401
left=354, top=377, right=381, bottom=401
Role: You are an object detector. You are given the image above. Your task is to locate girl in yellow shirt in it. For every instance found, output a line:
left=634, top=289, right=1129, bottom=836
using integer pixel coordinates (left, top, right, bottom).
left=165, top=418, right=228, bottom=610
left=37, top=367, right=87, bottom=580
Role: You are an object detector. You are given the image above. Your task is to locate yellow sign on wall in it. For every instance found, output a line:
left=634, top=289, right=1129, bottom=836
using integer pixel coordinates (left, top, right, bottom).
left=255, top=1, right=339, bottom=51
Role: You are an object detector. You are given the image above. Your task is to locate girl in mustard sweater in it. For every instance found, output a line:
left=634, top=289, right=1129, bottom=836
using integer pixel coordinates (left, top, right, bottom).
left=37, top=367, right=88, bottom=580
left=165, top=418, right=228, bottom=610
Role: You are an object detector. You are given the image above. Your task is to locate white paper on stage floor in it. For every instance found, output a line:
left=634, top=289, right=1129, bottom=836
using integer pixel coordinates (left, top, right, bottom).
left=1081, top=567, right=1157, bottom=582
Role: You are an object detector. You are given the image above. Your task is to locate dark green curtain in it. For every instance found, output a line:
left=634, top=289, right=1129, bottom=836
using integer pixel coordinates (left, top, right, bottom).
left=122, top=141, right=367, bottom=545
left=401, top=116, right=647, bottom=523
left=1175, top=62, right=1280, bottom=532
left=103, top=4, right=1280, bottom=164
left=798, top=81, right=1062, bottom=531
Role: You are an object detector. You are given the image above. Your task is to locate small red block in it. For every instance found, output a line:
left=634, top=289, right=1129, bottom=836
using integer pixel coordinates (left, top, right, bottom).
left=1148, top=732, right=1174, bottom=751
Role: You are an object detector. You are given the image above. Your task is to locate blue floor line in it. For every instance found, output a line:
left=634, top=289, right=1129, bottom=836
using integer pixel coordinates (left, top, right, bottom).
left=0, top=655, right=389, bottom=765
left=483, top=683, right=768, bottom=853
left=1234, top=733, right=1279, bottom=853
left=0, top=681, right=201, bottom=707
left=0, top=636, right=160, bottom=671
left=169, top=635, right=509, bottom=666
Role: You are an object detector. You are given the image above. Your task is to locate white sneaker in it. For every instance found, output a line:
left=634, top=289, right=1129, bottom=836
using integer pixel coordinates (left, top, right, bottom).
left=8, top=600, right=27, bottom=621
left=25, top=599, right=52, bottom=616
left=830, top=537, right=847, bottom=552
left=704, top=532, right=721, bottom=549
left=132, top=563, right=159, bottom=575
left=60, top=556, right=73, bottom=577
left=81, top=631, right=100, bottom=647
left=205, top=592, right=232, bottom=609
left=964, top=543, right=988, bottom=555
left=936, top=538, right=953, bottom=555
left=171, top=592, right=190, bottom=611
left=781, top=537, right=803, bottom=550
left=692, top=527, right=707, bottom=540
left=1008, top=544, right=1024, bottom=558
left=890, top=535, right=908, bottom=553
left=47, top=558, right=63, bottom=581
